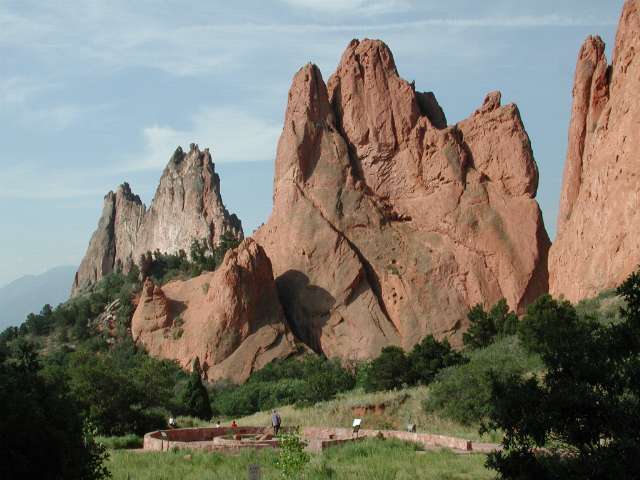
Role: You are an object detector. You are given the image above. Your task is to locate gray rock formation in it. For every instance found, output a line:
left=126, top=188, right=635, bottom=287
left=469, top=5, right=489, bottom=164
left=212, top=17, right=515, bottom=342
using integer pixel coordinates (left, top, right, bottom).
left=72, top=144, right=243, bottom=296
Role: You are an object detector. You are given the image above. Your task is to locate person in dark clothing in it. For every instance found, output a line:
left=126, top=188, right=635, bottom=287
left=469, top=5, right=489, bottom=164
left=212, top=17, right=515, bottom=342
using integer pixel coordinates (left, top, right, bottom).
left=271, top=410, right=281, bottom=435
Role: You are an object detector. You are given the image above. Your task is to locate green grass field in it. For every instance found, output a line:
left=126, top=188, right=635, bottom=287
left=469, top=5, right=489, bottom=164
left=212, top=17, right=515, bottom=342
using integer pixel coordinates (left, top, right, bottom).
left=107, top=438, right=493, bottom=479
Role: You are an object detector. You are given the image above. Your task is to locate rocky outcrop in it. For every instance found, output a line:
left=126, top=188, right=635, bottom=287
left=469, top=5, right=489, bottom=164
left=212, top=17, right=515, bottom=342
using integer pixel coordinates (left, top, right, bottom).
left=72, top=183, right=145, bottom=294
left=72, top=144, right=243, bottom=296
left=550, top=0, right=640, bottom=301
left=255, top=39, right=550, bottom=359
left=131, top=239, right=300, bottom=383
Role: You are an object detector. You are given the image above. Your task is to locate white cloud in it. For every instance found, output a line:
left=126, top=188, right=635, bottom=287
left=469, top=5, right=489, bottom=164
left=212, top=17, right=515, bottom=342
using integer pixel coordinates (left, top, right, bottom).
left=280, top=0, right=413, bottom=15
left=125, top=107, right=282, bottom=171
left=0, top=77, right=86, bottom=131
left=0, top=1, right=616, bottom=81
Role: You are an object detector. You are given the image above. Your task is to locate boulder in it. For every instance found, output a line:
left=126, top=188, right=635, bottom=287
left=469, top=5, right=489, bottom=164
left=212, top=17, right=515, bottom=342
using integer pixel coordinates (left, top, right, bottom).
left=131, top=238, right=300, bottom=383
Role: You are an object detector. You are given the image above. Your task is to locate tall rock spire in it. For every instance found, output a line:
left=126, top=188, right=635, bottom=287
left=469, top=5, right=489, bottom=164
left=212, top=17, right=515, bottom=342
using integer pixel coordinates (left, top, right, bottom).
left=550, top=0, right=640, bottom=301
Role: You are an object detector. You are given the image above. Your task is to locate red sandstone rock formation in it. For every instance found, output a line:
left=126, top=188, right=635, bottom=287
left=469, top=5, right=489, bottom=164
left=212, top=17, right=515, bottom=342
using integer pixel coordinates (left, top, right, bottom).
left=72, top=144, right=243, bottom=296
left=254, top=39, right=550, bottom=359
left=131, top=238, right=300, bottom=383
left=550, top=0, right=640, bottom=302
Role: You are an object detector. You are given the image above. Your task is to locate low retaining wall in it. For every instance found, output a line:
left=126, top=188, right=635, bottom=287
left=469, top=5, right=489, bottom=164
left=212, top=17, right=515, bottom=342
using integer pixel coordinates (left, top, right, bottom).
left=143, top=426, right=478, bottom=454
left=144, top=426, right=282, bottom=452
left=300, top=427, right=472, bottom=452
left=305, top=435, right=366, bottom=453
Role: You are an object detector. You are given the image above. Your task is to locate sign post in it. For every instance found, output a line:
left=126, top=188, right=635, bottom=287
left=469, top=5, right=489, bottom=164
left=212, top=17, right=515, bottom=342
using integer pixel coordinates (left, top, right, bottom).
left=352, top=418, right=362, bottom=438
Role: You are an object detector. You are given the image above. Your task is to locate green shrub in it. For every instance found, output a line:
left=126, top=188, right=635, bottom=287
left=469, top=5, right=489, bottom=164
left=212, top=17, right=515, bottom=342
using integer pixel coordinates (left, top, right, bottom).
left=463, top=299, right=518, bottom=350
left=363, top=346, right=410, bottom=392
left=574, top=288, right=626, bottom=324
left=483, top=274, right=640, bottom=479
left=181, top=358, right=212, bottom=420
left=423, top=336, right=542, bottom=425
left=41, top=337, right=188, bottom=436
left=212, top=356, right=355, bottom=416
left=0, top=341, right=109, bottom=479
left=139, top=232, right=241, bottom=284
left=97, top=434, right=143, bottom=450
left=275, top=432, right=310, bottom=479
left=408, top=335, right=468, bottom=385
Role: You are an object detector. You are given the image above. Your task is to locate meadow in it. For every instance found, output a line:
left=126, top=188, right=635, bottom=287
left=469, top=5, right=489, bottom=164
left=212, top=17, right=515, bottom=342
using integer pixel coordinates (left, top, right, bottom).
left=107, top=438, right=493, bottom=479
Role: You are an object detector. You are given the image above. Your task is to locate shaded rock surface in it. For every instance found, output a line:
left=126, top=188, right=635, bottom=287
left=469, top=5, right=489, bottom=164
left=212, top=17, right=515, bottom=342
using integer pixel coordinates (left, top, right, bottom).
left=72, top=144, right=243, bottom=296
left=550, top=0, right=640, bottom=301
left=131, top=239, right=300, bottom=383
left=255, top=39, right=550, bottom=359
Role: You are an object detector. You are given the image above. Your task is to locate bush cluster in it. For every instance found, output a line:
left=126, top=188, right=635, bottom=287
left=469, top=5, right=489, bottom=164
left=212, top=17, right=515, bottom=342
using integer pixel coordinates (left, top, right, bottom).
left=0, top=269, right=139, bottom=346
left=483, top=272, right=640, bottom=479
left=360, top=335, right=467, bottom=392
left=139, top=232, right=240, bottom=284
left=212, top=355, right=355, bottom=417
left=423, top=335, right=542, bottom=425
left=463, top=298, right=518, bottom=350
left=0, top=340, right=109, bottom=479
left=42, top=337, right=190, bottom=435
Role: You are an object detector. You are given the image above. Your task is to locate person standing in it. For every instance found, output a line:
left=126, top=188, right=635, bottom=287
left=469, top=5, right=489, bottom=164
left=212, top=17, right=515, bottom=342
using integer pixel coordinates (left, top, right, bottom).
left=271, top=410, right=281, bottom=435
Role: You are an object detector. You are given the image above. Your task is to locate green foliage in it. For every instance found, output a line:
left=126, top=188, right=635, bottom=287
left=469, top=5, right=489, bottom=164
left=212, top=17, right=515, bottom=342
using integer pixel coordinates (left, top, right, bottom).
left=363, top=346, right=411, bottom=392
left=575, top=288, right=626, bottom=325
left=0, top=270, right=140, bottom=347
left=182, top=358, right=212, bottom=420
left=361, top=336, right=467, bottom=393
left=0, top=341, right=110, bottom=479
left=463, top=298, right=518, bottom=350
left=424, top=336, right=542, bottom=425
left=408, top=335, right=468, bottom=385
left=212, top=355, right=355, bottom=417
left=483, top=271, right=640, bottom=479
left=97, top=434, right=143, bottom=450
left=140, top=232, right=241, bottom=284
left=41, top=337, right=189, bottom=436
left=275, top=432, right=310, bottom=479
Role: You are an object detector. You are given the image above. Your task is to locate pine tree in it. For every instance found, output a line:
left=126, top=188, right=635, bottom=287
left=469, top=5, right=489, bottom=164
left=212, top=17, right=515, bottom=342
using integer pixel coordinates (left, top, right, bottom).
left=182, top=357, right=212, bottom=420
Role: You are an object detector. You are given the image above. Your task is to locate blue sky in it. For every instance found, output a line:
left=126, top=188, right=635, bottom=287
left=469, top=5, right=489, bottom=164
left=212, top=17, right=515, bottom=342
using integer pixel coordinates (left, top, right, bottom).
left=0, top=0, right=622, bottom=286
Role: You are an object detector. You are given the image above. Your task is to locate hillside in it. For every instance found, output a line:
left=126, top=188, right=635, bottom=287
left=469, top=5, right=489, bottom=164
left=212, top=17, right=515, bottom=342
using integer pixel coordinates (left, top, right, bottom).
left=0, top=265, right=76, bottom=330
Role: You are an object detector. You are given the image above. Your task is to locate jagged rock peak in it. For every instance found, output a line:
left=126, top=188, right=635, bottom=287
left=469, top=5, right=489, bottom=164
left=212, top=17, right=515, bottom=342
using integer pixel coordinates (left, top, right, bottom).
left=474, top=91, right=502, bottom=115
left=72, top=145, right=243, bottom=296
left=255, top=38, right=550, bottom=360
left=550, top=0, right=640, bottom=302
left=116, top=182, right=142, bottom=203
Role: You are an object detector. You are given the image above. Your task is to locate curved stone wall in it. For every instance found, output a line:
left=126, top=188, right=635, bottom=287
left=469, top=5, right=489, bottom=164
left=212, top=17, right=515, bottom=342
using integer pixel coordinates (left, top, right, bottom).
left=142, top=425, right=492, bottom=454
left=143, top=426, right=281, bottom=452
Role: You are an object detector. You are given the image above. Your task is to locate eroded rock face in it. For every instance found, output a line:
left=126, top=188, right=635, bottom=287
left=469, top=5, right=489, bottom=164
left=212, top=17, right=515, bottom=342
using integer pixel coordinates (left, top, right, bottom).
left=550, top=0, right=640, bottom=302
left=255, top=39, right=550, bottom=359
left=72, top=144, right=243, bottom=296
left=131, top=239, right=300, bottom=383
left=72, top=183, right=145, bottom=294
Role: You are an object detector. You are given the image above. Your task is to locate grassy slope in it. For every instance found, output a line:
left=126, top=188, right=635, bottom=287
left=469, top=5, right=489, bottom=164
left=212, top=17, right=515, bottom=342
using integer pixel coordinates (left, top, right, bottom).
left=108, top=438, right=492, bottom=480
left=235, top=386, right=500, bottom=443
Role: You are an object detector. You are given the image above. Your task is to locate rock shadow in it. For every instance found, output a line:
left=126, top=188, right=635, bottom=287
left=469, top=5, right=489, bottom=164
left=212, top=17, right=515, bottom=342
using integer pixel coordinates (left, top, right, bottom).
left=275, top=270, right=335, bottom=354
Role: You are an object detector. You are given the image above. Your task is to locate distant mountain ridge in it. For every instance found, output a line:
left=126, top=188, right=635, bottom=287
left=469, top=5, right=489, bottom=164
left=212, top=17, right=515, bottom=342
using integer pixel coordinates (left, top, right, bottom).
left=0, top=266, right=77, bottom=330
